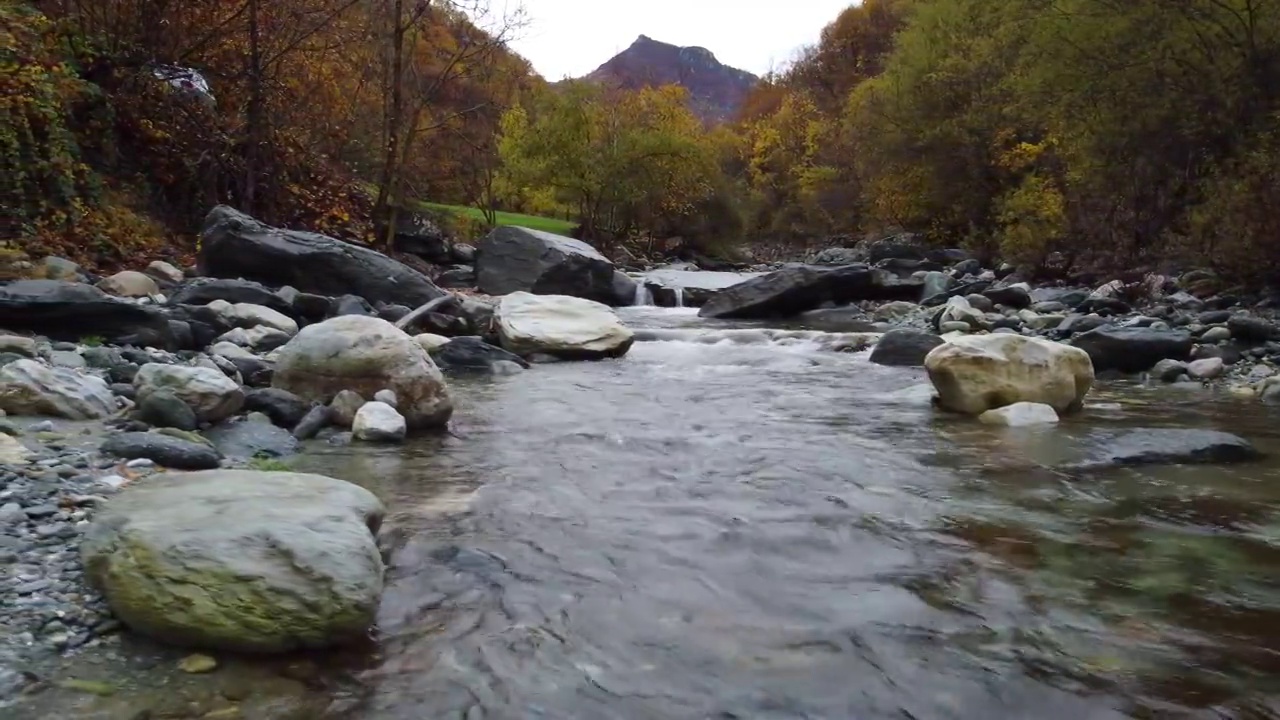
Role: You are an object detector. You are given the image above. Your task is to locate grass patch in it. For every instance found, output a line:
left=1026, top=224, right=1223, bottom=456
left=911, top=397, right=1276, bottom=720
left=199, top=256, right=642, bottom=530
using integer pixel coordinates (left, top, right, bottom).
left=418, top=202, right=577, bottom=236
left=248, top=457, right=292, bottom=472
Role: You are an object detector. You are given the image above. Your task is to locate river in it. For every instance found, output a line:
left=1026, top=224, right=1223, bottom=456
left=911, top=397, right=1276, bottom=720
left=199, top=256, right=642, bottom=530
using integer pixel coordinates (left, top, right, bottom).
left=17, top=306, right=1280, bottom=719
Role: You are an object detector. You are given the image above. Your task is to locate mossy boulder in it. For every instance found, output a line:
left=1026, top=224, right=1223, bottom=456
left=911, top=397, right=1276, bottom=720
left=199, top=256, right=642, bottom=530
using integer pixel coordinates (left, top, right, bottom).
left=80, top=470, right=385, bottom=653
left=271, top=314, right=453, bottom=430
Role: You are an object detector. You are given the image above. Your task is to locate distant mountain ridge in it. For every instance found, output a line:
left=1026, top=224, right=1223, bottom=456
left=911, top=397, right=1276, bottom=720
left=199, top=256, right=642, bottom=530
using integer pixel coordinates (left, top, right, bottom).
left=577, top=35, right=758, bottom=123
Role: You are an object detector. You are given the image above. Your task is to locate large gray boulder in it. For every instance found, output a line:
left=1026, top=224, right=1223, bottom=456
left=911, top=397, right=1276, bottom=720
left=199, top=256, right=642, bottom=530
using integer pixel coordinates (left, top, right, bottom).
left=0, top=280, right=177, bottom=349
left=198, top=205, right=446, bottom=307
left=272, top=315, right=453, bottom=430
left=1069, top=326, right=1193, bottom=373
left=698, top=265, right=876, bottom=320
left=81, top=470, right=385, bottom=653
left=475, top=226, right=616, bottom=303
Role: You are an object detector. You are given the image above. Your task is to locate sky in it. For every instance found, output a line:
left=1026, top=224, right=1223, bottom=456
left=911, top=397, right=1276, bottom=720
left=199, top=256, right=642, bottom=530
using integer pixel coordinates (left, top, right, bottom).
left=484, top=0, right=854, bottom=80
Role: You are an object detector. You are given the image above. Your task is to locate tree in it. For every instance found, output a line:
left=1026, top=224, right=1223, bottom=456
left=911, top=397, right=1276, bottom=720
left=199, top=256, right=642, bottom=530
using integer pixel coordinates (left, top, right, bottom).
left=497, top=82, right=720, bottom=243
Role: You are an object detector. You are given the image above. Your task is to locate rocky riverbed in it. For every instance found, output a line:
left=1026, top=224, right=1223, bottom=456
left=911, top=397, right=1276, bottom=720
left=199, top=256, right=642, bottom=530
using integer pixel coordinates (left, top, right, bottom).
left=3, top=212, right=1280, bottom=718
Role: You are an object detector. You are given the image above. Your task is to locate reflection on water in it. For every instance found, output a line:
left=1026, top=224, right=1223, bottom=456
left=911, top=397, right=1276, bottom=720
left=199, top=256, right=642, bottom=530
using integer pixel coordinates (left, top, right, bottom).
left=18, top=306, right=1280, bottom=719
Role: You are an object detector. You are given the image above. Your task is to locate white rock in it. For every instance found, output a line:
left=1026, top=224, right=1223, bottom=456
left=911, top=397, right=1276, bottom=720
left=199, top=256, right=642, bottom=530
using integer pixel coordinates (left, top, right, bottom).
left=1187, top=357, right=1225, bottom=380
left=97, top=270, right=159, bottom=298
left=413, top=333, right=451, bottom=352
left=145, top=260, right=185, bottom=283
left=207, top=299, right=299, bottom=336
left=329, top=390, right=365, bottom=428
left=0, top=359, right=117, bottom=419
left=495, top=292, right=634, bottom=359
left=216, top=325, right=290, bottom=351
left=0, top=335, right=38, bottom=358
left=134, top=363, right=245, bottom=423
left=979, top=402, right=1060, bottom=427
left=925, top=334, right=1095, bottom=415
left=273, top=315, right=452, bottom=430
left=210, top=342, right=256, bottom=360
left=373, top=389, right=398, bottom=408
left=0, top=434, right=31, bottom=463
left=352, top=401, right=407, bottom=442
left=939, top=295, right=986, bottom=330
left=1200, top=326, right=1231, bottom=343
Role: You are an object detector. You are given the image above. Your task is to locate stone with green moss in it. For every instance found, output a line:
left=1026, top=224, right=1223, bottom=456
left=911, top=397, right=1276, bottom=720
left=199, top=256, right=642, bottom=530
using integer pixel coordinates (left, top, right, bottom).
left=80, top=470, right=385, bottom=653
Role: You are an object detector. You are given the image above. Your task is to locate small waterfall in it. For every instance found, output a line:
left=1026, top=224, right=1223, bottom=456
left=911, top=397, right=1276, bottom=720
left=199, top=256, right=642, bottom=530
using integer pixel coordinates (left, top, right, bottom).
left=673, top=287, right=685, bottom=308
left=633, top=282, right=654, bottom=306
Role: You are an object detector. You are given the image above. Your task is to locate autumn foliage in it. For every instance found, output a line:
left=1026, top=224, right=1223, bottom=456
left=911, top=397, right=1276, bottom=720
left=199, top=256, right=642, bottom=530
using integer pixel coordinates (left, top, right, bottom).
left=8, top=0, right=1280, bottom=283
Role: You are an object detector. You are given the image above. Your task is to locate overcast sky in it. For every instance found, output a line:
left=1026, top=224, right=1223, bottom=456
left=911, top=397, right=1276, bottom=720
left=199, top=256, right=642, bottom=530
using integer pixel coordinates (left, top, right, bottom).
left=486, top=0, right=854, bottom=80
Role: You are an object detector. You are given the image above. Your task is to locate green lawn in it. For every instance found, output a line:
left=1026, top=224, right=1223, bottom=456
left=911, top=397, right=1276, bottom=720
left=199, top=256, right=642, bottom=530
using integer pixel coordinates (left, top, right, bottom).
left=420, top=202, right=577, bottom=236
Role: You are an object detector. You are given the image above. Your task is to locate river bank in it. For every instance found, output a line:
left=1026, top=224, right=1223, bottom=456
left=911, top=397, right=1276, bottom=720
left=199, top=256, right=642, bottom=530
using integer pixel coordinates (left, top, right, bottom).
left=3, top=215, right=1280, bottom=719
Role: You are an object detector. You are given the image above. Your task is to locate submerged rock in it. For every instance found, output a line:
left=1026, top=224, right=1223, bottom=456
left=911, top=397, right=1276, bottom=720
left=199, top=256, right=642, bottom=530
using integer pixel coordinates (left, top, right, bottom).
left=1070, top=429, right=1262, bottom=469
left=476, top=226, right=617, bottom=304
left=272, top=315, right=453, bottom=430
left=978, top=402, right=1060, bottom=427
left=81, top=470, right=385, bottom=653
left=925, top=335, right=1094, bottom=415
left=869, top=329, right=944, bottom=367
left=495, top=292, right=634, bottom=360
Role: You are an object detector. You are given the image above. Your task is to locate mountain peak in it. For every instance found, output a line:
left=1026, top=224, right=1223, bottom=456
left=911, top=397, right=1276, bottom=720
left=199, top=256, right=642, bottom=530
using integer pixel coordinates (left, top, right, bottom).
left=580, top=36, right=757, bottom=123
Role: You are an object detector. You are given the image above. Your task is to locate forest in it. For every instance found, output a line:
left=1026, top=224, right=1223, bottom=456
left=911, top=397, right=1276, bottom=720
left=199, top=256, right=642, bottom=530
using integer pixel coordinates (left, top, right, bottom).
left=6, top=0, right=1280, bottom=285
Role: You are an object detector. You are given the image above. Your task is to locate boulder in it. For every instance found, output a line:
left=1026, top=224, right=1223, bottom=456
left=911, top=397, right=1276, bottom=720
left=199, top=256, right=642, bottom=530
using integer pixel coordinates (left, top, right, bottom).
left=925, top=334, right=1094, bottom=415
left=145, top=260, right=185, bottom=284
left=475, top=226, right=616, bottom=303
left=869, top=329, right=944, bottom=367
left=272, top=315, right=453, bottom=430
left=204, top=414, right=299, bottom=459
left=206, top=300, right=298, bottom=336
left=1070, top=326, right=1193, bottom=373
left=0, top=359, right=117, bottom=419
left=243, top=388, right=313, bottom=429
left=167, top=278, right=294, bottom=316
left=698, top=265, right=874, bottom=320
left=81, top=470, right=385, bottom=653
left=100, top=432, right=222, bottom=470
left=388, top=210, right=452, bottom=262
left=199, top=205, right=446, bottom=307
left=134, top=363, right=245, bottom=424
left=495, top=292, right=634, bottom=360
left=0, top=280, right=177, bottom=349
left=352, top=402, right=407, bottom=442
left=133, top=389, right=199, bottom=431
left=97, top=270, right=159, bottom=298
left=611, top=271, right=639, bottom=307
left=430, top=336, right=530, bottom=374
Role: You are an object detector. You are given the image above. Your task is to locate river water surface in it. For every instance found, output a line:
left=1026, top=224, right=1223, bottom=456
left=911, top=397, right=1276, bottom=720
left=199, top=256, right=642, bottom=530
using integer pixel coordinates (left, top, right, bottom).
left=296, top=307, right=1280, bottom=720
left=21, top=306, right=1280, bottom=719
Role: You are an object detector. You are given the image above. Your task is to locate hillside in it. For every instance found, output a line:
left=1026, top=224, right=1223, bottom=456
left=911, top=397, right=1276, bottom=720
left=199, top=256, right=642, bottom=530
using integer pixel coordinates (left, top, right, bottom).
left=578, top=35, right=758, bottom=123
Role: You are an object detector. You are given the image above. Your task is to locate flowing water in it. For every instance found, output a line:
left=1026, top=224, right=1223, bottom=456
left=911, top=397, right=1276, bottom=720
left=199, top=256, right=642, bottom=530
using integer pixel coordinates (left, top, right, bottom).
left=19, top=307, right=1280, bottom=719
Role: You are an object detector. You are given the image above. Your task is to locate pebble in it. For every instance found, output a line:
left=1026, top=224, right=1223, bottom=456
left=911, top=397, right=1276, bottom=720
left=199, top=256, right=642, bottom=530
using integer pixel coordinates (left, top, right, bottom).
left=0, top=442, right=141, bottom=683
left=179, top=653, right=219, bottom=674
